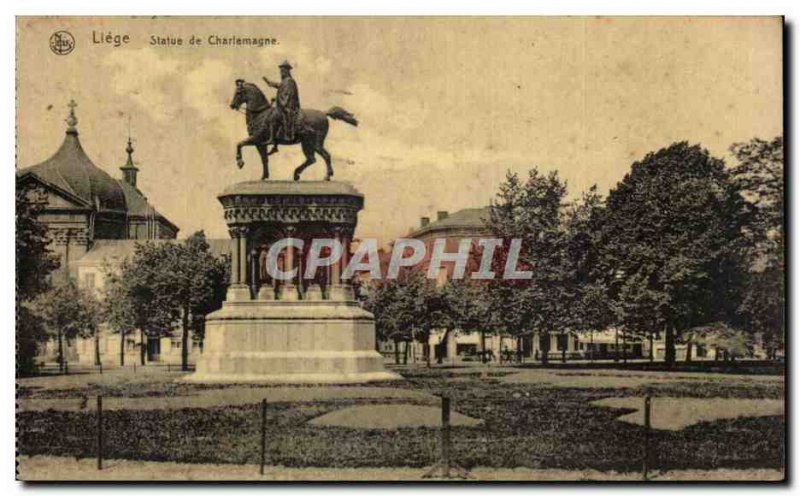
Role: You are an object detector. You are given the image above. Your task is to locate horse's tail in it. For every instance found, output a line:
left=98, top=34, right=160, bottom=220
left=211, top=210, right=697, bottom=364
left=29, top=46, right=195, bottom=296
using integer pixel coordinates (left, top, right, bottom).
left=326, top=106, right=358, bottom=127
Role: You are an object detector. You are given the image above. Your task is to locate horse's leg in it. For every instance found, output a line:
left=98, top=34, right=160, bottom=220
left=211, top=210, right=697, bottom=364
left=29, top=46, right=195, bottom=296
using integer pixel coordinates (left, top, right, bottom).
left=293, top=139, right=317, bottom=181
left=315, top=139, right=333, bottom=181
left=236, top=136, right=258, bottom=168
left=256, top=143, right=270, bottom=180
left=236, top=142, right=245, bottom=168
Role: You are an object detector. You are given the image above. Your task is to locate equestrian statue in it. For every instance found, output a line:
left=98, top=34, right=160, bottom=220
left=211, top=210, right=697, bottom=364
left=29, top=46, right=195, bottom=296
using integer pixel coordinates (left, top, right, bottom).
left=230, top=60, right=358, bottom=181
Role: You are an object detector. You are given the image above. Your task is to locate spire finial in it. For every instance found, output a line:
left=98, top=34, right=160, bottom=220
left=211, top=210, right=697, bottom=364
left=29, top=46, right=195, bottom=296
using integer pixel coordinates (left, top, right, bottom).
left=66, top=100, right=78, bottom=134
left=66, top=99, right=78, bottom=134
left=125, top=116, right=135, bottom=166
left=121, top=116, right=139, bottom=187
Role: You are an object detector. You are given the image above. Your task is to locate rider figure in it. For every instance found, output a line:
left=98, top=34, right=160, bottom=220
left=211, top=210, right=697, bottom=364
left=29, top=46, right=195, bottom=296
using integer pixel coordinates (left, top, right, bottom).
left=264, top=60, right=300, bottom=146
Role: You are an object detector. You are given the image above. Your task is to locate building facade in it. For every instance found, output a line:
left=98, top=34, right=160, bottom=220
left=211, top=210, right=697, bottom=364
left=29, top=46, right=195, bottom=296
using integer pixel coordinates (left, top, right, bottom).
left=17, top=101, right=207, bottom=367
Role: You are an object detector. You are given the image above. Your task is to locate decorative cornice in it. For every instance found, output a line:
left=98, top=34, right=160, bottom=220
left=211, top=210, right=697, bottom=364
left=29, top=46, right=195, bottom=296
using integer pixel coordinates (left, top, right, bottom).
left=220, top=193, right=363, bottom=226
left=228, top=225, right=251, bottom=238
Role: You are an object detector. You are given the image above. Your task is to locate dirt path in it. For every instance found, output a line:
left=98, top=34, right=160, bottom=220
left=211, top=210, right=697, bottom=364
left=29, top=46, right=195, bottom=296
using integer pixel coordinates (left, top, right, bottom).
left=17, top=456, right=784, bottom=482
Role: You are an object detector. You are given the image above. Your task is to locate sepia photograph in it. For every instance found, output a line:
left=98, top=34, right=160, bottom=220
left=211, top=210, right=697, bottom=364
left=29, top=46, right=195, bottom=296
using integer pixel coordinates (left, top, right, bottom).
left=12, top=13, right=786, bottom=483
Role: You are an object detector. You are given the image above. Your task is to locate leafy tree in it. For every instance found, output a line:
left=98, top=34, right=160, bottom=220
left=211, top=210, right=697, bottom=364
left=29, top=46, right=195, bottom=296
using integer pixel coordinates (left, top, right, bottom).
left=16, top=183, right=60, bottom=300
left=739, top=266, right=784, bottom=358
left=17, top=305, right=48, bottom=376
left=184, top=233, right=229, bottom=355
left=730, top=137, right=784, bottom=358
left=600, top=142, right=750, bottom=367
left=374, top=271, right=449, bottom=367
left=16, top=182, right=60, bottom=375
left=687, top=322, right=751, bottom=361
left=441, top=279, right=492, bottom=363
left=364, top=278, right=410, bottom=364
left=105, top=244, right=178, bottom=366
left=103, top=262, right=142, bottom=366
left=564, top=186, right=616, bottom=360
left=104, top=232, right=228, bottom=370
left=730, top=137, right=784, bottom=260
left=32, top=281, right=100, bottom=372
left=487, top=169, right=571, bottom=364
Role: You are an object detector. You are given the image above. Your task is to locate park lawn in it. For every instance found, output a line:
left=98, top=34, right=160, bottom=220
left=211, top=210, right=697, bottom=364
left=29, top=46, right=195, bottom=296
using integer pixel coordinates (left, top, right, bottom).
left=16, top=367, right=785, bottom=472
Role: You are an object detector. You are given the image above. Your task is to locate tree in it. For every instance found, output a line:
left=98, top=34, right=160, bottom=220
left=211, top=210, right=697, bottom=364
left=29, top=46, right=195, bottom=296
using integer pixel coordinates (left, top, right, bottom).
left=730, top=137, right=784, bottom=358
left=441, top=279, right=492, bottom=363
left=364, top=278, right=409, bottom=364
left=103, top=262, right=142, bottom=366
left=487, top=169, right=571, bottom=364
left=184, top=232, right=229, bottom=358
left=16, top=182, right=60, bottom=375
left=17, top=305, right=48, bottom=376
left=564, top=186, right=616, bottom=360
left=739, top=266, right=784, bottom=359
left=600, top=142, right=750, bottom=367
left=32, top=281, right=99, bottom=372
left=687, top=322, right=751, bottom=362
left=109, top=233, right=228, bottom=371
left=16, top=183, right=60, bottom=300
left=364, top=270, right=451, bottom=366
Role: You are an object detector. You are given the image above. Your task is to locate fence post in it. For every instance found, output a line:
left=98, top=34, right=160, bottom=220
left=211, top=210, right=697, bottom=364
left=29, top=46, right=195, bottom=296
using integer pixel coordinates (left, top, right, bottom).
left=422, top=395, right=470, bottom=479
left=643, top=395, right=651, bottom=480
left=97, top=396, right=103, bottom=470
left=99, top=362, right=103, bottom=375
left=442, top=396, right=451, bottom=476
left=260, top=399, right=267, bottom=476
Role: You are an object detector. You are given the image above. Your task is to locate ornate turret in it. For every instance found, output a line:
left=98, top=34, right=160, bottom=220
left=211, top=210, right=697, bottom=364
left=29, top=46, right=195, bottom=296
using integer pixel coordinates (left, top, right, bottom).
left=120, top=135, right=139, bottom=187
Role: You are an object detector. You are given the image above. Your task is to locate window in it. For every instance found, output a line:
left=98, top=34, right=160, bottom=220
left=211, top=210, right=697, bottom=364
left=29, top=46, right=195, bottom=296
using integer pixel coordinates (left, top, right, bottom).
left=456, top=344, right=477, bottom=356
left=557, top=334, right=568, bottom=351
left=82, top=272, right=95, bottom=290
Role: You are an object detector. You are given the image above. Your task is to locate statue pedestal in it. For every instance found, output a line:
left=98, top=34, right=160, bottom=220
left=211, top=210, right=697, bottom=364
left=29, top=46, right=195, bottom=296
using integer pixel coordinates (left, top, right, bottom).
left=183, top=180, right=399, bottom=384
left=184, top=300, right=397, bottom=384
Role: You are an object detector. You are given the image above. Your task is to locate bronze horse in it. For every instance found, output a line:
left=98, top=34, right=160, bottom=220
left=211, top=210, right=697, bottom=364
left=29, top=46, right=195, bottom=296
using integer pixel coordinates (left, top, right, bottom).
left=230, top=81, right=358, bottom=181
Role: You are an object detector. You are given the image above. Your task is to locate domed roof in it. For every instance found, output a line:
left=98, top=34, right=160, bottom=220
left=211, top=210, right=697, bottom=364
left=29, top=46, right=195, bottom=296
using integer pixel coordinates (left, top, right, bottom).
left=19, top=103, right=127, bottom=213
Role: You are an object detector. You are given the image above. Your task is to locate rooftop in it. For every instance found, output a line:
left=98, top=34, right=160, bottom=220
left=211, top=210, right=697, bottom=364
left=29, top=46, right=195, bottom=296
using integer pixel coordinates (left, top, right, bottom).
left=74, top=238, right=230, bottom=266
left=409, top=207, right=492, bottom=238
left=19, top=131, right=128, bottom=213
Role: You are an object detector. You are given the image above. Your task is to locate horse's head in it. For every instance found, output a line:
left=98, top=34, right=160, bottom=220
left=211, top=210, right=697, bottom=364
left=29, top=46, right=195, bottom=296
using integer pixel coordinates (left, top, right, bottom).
left=230, top=80, right=269, bottom=112
left=230, top=79, right=247, bottom=111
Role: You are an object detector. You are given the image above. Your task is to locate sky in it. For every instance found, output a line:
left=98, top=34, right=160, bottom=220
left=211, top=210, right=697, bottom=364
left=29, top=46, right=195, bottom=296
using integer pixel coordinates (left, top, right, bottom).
left=16, top=17, right=782, bottom=243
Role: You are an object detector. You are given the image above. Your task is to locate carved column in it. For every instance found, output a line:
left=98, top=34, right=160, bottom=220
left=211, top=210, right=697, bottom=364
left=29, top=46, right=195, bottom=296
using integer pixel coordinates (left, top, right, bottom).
left=341, top=229, right=355, bottom=301
left=281, top=225, right=300, bottom=301
left=249, top=248, right=259, bottom=297
left=256, top=246, right=275, bottom=300
left=329, top=225, right=354, bottom=301
left=227, top=225, right=251, bottom=302
left=228, top=231, right=238, bottom=285
left=304, top=232, right=324, bottom=301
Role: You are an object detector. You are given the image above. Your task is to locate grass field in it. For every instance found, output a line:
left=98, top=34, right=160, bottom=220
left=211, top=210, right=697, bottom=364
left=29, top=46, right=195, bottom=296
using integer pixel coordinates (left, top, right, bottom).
left=16, top=365, right=785, bottom=473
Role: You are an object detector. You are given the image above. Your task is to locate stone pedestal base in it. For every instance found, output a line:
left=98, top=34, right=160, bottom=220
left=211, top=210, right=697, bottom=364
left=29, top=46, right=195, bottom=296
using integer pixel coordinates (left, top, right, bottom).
left=183, top=300, right=400, bottom=384
left=226, top=284, right=252, bottom=302
left=328, top=284, right=355, bottom=302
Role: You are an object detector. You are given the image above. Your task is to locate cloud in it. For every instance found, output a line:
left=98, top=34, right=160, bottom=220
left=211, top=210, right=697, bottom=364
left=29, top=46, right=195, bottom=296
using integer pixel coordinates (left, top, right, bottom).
left=102, top=49, right=182, bottom=123
left=338, top=83, right=429, bottom=132
left=184, top=59, right=238, bottom=121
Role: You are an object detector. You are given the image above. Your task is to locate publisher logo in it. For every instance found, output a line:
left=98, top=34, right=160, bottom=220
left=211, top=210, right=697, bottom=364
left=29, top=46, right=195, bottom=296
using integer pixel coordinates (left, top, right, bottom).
left=49, top=31, right=75, bottom=55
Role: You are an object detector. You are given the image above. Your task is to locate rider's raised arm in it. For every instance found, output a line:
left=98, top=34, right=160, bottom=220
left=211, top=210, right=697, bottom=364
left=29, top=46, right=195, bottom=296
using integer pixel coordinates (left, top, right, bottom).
left=263, top=77, right=280, bottom=89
